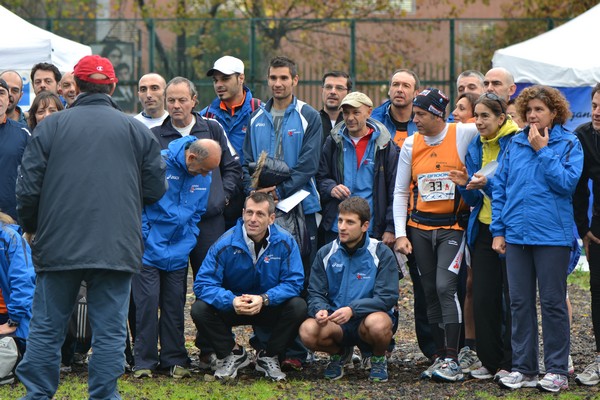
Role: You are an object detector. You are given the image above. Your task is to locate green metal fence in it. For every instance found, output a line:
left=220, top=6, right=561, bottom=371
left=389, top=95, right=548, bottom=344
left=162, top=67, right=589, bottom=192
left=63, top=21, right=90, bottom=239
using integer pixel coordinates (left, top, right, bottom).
left=31, top=17, right=567, bottom=114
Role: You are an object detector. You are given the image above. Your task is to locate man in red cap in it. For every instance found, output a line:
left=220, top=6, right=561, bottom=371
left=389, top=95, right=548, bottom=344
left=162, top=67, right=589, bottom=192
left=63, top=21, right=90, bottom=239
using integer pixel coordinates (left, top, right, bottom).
left=15, top=54, right=166, bottom=400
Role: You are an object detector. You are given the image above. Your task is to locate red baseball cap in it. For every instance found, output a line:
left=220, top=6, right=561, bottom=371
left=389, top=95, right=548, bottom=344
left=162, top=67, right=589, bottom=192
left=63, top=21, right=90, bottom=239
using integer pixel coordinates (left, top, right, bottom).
left=74, top=55, right=118, bottom=84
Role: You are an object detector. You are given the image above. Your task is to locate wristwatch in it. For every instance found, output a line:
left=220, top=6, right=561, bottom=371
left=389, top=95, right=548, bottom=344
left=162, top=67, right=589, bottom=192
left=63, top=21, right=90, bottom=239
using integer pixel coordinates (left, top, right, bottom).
left=260, top=293, right=270, bottom=306
left=7, top=318, right=19, bottom=328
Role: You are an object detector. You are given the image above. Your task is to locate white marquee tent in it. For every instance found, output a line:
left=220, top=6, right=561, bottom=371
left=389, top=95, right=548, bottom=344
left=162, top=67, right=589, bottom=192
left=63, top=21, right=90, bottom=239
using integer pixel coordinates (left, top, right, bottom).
left=492, top=4, right=600, bottom=130
left=0, top=5, right=91, bottom=72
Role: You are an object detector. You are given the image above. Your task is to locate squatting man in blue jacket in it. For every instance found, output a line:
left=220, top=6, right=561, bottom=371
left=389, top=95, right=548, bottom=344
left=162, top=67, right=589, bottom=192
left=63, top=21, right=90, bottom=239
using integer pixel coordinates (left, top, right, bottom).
left=131, top=136, right=222, bottom=379
left=191, top=191, right=307, bottom=381
left=299, top=197, right=399, bottom=382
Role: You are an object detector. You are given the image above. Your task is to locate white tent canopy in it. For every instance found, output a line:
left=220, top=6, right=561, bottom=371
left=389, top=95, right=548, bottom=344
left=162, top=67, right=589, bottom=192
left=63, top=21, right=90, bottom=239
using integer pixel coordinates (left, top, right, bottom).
left=492, top=4, right=600, bottom=87
left=0, top=6, right=91, bottom=72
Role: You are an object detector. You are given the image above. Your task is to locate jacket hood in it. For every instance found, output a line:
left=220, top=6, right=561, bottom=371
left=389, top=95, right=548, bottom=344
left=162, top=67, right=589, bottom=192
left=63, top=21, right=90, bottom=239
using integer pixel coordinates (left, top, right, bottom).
left=167, top=136, right=196, bottom=172
left=330, top=117, right=392, bottom=149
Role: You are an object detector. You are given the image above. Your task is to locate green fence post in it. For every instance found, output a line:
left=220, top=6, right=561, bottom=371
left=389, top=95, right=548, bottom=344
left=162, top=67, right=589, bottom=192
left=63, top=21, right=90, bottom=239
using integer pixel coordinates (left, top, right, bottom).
left=350, top=19, right=356, bottom=86
left=449, top=18, right=455, bottom=106
left=149, top=18, right=155, bottom=72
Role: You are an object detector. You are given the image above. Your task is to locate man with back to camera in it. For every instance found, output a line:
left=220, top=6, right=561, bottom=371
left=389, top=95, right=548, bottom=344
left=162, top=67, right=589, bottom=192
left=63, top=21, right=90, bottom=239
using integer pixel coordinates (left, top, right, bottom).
left=15, top=54, right=166, bottom=399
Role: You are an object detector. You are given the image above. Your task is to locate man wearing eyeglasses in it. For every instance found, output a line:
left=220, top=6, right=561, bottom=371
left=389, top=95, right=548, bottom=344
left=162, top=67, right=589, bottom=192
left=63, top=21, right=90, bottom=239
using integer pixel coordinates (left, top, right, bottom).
left=372, top=69, right=420, bottom=149
left=320, top=71, right=351, bottom=143
left=0, top=71, right=27, bottom=125
left=483, top=67, right=517, bottom=103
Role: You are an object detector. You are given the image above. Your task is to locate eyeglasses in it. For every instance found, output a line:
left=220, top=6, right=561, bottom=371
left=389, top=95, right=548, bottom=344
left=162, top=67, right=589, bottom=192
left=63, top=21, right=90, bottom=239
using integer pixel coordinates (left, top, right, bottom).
left=323, top=85, right=348, bottom=92
left=480, top=92, right=505, bottom=113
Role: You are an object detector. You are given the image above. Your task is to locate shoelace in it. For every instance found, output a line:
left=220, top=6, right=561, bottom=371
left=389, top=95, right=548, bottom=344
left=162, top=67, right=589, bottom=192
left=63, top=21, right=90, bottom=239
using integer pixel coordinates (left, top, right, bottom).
left=371, top=358, right=386, bottom=374
left=260, top=356, right=281, bottom=372
left=222, top=354, right=240, bottom=371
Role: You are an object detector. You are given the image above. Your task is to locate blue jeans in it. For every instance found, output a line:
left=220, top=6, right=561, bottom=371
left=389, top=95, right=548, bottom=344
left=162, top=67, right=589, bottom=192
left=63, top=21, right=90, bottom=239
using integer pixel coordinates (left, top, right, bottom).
left=17, top=269, right=132, bottom=400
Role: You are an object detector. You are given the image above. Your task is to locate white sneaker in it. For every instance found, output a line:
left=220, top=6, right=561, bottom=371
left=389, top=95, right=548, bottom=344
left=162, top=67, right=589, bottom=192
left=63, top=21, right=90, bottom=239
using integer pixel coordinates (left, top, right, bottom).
left=214, top=348, right=251, bottom=379
left=458, top=346, right=482, bottom=373
left=499, top=371, right=538, bottom=389
left=470, top=365, right=493, bottom=380
left=576, top=361, right=600, bottom=386
left=255, top=350, right=286, bottom=381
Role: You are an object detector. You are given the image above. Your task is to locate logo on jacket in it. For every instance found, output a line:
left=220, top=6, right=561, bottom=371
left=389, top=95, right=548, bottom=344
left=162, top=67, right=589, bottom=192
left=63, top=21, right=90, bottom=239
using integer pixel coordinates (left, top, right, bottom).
left=263, top=255, right=281, bottom=263
left=331, top=262, right=344, bottom=269
left=356, top=273, right=371, bottom=280
left=166, top=174, right=180, bottom=181
left=189, top=185, right=207, bottom=193
left=255, top=123, right=266, bottom=127
left=430, top=151, right=437, bottom=158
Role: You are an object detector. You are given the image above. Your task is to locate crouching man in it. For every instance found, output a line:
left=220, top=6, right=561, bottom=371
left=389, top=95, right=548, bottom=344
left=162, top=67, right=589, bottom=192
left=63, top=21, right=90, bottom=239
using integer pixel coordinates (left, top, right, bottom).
left=191, top=192, right=307, bottom=381
left=299, top=197, right=399, bottom=382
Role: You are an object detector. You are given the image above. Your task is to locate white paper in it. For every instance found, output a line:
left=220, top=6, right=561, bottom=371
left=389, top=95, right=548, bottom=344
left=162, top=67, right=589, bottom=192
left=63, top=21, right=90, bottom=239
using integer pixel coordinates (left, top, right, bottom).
left=276, top=189, right=310, bottom=213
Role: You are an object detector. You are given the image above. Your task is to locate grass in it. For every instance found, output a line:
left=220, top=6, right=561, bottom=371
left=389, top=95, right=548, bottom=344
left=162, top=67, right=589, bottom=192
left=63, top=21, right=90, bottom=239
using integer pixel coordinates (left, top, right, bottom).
left=569, top=269, right=590, bottom=291
left=0, top=375, right=316, bottom=400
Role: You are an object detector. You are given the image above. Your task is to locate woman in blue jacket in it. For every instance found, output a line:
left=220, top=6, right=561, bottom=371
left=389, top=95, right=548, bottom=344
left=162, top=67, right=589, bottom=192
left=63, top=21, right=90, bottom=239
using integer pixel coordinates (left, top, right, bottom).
left=490, top=86, right=583, bottom=393
left=449, top=94, right=519, bottom=381
left=0, top=212, right=35, bottom=343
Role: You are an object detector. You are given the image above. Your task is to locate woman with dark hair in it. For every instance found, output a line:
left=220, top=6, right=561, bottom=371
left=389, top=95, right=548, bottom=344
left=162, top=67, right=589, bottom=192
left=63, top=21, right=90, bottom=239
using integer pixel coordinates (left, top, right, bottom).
left=452, top=92, right=478, bottom=123
left=449, top=93, right=519, bottom=382
left=28, top=92, right=64, bottom=130
left=491, top=85, right=583, bottom=392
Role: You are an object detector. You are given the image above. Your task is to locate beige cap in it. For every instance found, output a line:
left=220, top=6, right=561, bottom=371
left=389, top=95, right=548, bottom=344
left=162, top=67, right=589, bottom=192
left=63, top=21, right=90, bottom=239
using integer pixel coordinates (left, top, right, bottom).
left=339, top=91, right=373, bottom=109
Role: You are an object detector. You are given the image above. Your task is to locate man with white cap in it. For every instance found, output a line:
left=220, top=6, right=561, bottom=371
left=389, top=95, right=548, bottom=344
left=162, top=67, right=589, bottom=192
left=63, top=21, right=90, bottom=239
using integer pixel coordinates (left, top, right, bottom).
left=200, top=55, right=261, bottom=231
left=317, top=91, right=399, bottom=247
left=393, top=88, right=478, bottom=383
left=15, top=54, right=166, bottom=399
left=201, top=55, right=260, bottom=165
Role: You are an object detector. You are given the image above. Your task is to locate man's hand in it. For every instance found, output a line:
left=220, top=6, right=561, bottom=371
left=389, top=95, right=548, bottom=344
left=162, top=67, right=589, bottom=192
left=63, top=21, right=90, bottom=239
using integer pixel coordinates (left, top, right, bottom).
left=23, top=232, right=35, bottom=245
left=466, top=173, right=487, bottom=190
left=394, top=236, right=412, bottom=255
left=315, top=310, right=329, bottom=326
left=382, top=232, right=395, bottom=247
left=254, top=186, right=279, bottom=203
left=528, top=124, right=549, bottom=152
left=0, top=323, right=17, bottom=335
left=327, top=307, right=352, bottom=325
left=492, top=236, right=506, bottom=255
left=583, top=231, right=600, bottom=262
left=233, top=294, right=264, bottom=315
left=330, top=184, right=351, bottom=200
left=448, top=167, right=469, bottom=186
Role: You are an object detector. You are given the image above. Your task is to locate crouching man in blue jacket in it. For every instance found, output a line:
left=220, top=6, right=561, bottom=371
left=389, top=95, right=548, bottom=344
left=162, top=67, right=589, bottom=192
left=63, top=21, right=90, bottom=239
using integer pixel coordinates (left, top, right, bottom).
left=191, top=191, right=306, bottom=381
left=132, top=136, right=222, bottom=379
left=299, top=197, right=399, bottom=382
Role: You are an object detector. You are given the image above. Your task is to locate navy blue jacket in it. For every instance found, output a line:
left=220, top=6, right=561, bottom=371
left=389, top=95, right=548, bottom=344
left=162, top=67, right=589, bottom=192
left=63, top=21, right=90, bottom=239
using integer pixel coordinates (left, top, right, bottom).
left=307, top=236, right=399, bottom=318
left=0, top=118, right=30, bottom=220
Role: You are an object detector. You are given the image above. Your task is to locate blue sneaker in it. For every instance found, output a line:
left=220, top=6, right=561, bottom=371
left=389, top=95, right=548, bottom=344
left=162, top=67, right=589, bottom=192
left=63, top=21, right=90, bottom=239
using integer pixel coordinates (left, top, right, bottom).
left=324, top=347, right=352, bottom=380
left=432, top=358, right=464, bottom=382
left=369, top=356, right=388, bottom=382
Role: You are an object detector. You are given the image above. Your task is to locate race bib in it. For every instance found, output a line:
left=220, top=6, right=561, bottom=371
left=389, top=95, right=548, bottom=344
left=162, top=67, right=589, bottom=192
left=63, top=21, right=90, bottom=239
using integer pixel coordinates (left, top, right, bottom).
left=417, top=172, right=455, bottom=201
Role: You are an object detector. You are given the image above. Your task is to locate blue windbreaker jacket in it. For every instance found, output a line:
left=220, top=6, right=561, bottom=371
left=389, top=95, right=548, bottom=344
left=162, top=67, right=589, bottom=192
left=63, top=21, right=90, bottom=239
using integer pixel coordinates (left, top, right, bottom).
left=0, top=222, right=35, bottom=339
left=242, top=96, right=322, bottom=214
left=200, top=86, right=257, bottom=164
left=194, top=219, right=304, bottom=312
left=490, top=125, right=583, bottom=246
left=307, top=237, right=399, bottom=318
left=371, top=99, right=418, bottom=144
left=142, top=136, right=211, bottom=271
left=458, top=130, right=516, bottom=248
